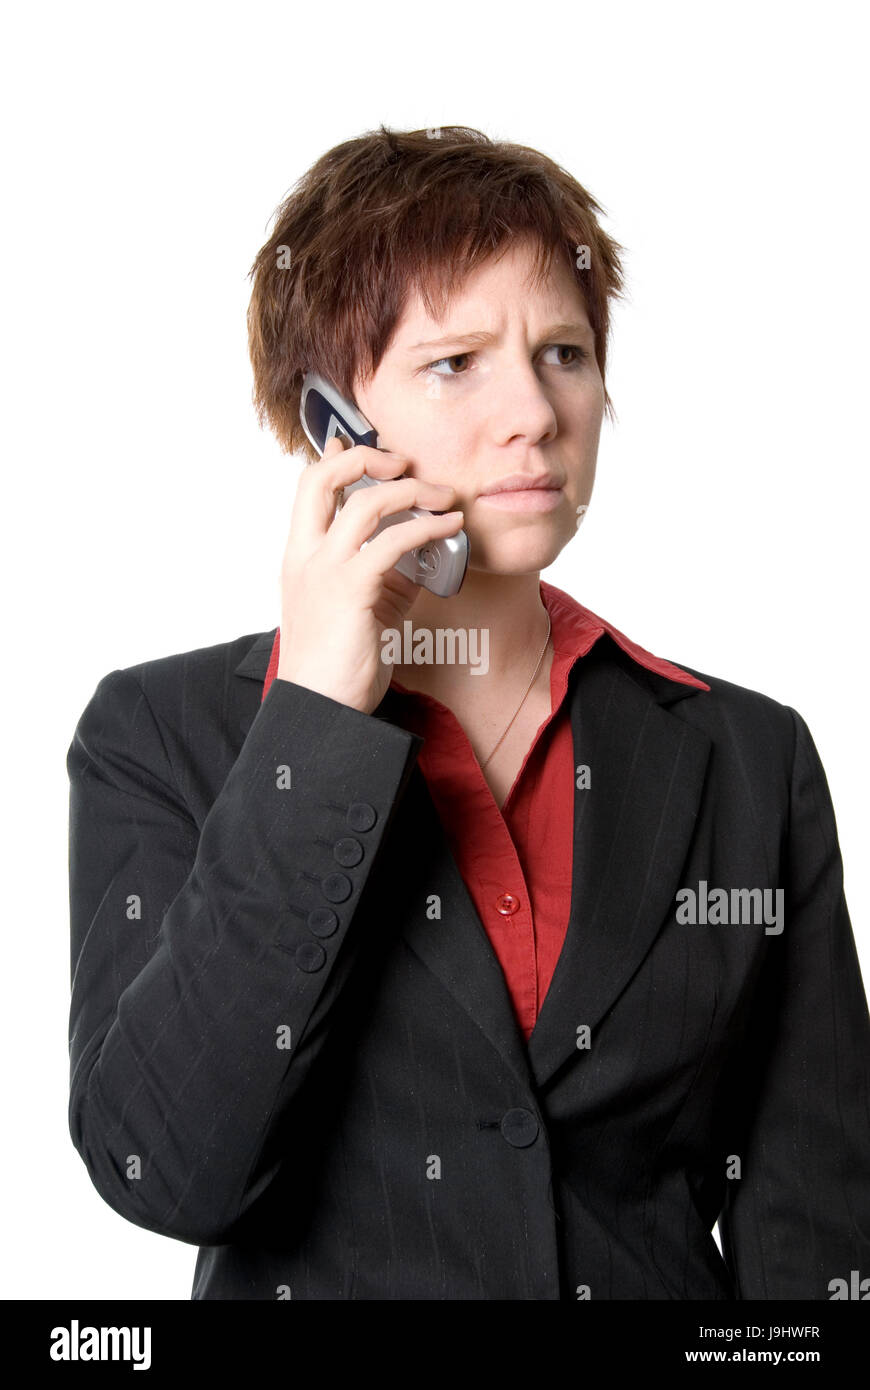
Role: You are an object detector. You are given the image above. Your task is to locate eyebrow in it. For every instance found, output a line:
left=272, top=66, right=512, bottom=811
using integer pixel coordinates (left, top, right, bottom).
left=407, top=321, right=595, bottom=353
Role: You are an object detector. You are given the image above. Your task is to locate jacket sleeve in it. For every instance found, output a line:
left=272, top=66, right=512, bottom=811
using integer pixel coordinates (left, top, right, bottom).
left=717, top=705, right=870, bottom=1298
left=67, top=668, right=422, bottom=1247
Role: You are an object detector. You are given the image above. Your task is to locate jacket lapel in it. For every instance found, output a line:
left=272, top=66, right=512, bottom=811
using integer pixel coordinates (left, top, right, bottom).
left=383, top=748, right=541, bottom=1094
left=525, top=638, right=712, bottom=1091
left=235, top=628, right=712, bottom=1099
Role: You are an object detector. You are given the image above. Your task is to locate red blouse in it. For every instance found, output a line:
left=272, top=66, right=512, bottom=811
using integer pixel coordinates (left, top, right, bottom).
left=261, top=580, right=709, bottom=1041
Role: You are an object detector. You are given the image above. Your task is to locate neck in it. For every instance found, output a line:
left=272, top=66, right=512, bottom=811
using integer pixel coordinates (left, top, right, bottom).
left=390, top=570, right=550, bottom=695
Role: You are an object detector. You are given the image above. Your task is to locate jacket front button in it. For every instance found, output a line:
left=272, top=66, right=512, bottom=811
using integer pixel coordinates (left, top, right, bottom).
left=500, top=1108, right=539, bottom=1147
left=322, top=872, right=352, bottom=902
left=295, top=941, right=326, bottom=972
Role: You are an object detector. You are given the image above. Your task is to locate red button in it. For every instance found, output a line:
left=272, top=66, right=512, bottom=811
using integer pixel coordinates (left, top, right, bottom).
left=496, top=893, right=520, bottom=915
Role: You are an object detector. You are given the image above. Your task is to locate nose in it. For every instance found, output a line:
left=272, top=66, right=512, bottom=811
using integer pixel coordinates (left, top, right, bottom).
left=489, top=358, right=558, bottom=449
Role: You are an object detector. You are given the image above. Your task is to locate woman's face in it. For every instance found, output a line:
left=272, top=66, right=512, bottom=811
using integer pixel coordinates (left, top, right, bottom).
left=352, top=236, right=604, bottom=578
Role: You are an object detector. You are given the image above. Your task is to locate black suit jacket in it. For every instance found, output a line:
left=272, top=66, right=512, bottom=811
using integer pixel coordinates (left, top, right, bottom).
left=66, top=624, right=870, bottom=1299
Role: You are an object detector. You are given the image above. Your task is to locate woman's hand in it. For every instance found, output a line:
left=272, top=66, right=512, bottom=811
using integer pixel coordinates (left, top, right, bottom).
left=276, top=436, right=464, bottom=714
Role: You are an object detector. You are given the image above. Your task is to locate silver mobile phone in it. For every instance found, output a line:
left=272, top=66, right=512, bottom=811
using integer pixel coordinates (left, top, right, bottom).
left=299, top=371, right=469, bottom=597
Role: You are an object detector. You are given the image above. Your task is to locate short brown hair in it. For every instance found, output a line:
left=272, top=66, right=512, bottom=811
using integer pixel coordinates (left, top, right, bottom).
left=247, top=124, right=625, bottom=460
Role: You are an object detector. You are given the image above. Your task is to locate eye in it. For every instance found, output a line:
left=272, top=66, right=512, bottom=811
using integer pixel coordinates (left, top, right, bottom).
left=425, top=353, right=472, bottom=376
left=541, top=344, right=588, bottom=367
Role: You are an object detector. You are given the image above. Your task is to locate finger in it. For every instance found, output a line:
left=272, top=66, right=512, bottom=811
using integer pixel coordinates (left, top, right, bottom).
left=292, top=440, right=418, bottom=543
left=323, top=476, right=459, bottom=562
left=353, top=510, right=465, bottom=584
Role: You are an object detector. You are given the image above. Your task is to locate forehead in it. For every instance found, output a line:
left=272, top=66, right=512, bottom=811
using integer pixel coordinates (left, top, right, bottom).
left=393, top=237, right=590, bottom=340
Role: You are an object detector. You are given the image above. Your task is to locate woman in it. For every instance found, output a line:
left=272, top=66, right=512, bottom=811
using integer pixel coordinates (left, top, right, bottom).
left=66, top=125, right=870, bottom=1300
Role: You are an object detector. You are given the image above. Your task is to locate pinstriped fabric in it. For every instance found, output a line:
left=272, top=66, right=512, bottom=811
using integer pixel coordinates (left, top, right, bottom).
left=66, top=609, right=870, bottom=1299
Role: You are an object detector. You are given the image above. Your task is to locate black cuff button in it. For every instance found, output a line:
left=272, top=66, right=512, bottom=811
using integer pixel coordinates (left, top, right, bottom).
left=308, top=907, right=339, bottom=937
left=322, top=872, right=352, bottom=903
left=334, top=837, right=363, bottom=867
left=347, top=802, right=377, bottom=832
left=295, top=941, right=326, bottom=972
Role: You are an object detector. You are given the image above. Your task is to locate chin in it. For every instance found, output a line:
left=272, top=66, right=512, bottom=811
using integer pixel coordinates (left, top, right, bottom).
left=468, top=529, right=567, bottom=576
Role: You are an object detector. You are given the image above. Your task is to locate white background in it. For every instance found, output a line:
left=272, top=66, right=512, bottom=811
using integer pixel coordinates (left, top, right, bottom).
left=2, top=0, right=867, bottom=1300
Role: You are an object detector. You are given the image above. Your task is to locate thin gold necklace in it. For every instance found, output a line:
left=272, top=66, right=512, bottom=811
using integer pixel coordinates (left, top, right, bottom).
left=480, top=611, right=552, bottom=769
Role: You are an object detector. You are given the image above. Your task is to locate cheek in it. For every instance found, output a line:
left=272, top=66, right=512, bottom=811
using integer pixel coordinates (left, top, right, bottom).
left=410, top=414, right=475, bottom=485
left=365, top=377, right=461, bottom=464
left=572, top=380, right=605, bottom=434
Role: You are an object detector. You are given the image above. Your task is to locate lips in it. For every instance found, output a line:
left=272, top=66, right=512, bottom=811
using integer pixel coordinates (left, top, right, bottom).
left=479, top=473, right=562, bottom=496
left=476, top=486, right=564, bottom=513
